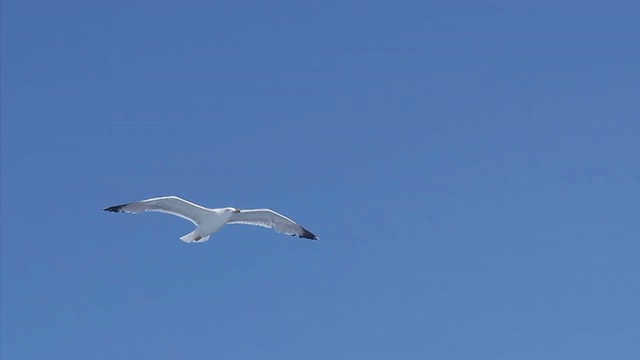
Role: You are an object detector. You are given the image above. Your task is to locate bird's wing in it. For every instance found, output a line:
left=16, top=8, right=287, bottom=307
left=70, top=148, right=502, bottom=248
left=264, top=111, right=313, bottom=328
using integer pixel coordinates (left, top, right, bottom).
left=227, top=209, right=318, bottom=240
left=103, top=196, right=210, bottom=225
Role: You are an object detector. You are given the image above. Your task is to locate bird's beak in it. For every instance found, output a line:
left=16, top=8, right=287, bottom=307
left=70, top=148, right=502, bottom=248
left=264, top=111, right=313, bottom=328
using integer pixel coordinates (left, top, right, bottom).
left=233, top=208, right=241, bottom=213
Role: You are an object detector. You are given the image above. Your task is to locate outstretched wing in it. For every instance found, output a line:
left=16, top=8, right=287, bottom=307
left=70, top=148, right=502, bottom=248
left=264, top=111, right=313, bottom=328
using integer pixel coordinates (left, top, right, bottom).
left=227, top=209, right=318, bottom=240
left=103, top=196, right=210, bottom=225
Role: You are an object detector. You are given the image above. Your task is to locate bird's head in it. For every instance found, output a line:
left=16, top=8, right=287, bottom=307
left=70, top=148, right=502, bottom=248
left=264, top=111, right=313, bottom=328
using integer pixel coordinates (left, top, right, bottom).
left=224, top=207, right=241, bottom=213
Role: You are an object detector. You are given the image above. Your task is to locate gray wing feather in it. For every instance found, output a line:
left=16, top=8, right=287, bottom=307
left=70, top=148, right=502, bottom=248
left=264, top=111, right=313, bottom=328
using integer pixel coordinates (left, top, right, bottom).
left=103, top=196, right=210, bottom=225
left=227, top=209, right=318, bottom=240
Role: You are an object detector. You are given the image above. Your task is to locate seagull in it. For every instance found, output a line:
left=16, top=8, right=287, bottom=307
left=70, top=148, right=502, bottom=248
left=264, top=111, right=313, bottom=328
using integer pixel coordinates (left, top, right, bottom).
left=103, top=196, right=318, bottom=243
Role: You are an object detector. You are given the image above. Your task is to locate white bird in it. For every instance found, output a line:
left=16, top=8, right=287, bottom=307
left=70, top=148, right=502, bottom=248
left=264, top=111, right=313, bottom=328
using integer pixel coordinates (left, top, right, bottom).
left=103, top=196, right=318, bottom=243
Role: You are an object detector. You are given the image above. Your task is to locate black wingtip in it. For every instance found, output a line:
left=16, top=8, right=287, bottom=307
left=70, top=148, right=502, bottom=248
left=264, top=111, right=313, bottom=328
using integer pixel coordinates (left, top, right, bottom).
left=299, top=227, right=319, bottom=240
left=102, top=203, right=129, bottom=213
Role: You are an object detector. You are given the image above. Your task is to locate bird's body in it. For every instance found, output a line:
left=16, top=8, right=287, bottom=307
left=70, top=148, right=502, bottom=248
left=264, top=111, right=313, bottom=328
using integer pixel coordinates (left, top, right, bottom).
left=103, top=196, right=318, bottom=243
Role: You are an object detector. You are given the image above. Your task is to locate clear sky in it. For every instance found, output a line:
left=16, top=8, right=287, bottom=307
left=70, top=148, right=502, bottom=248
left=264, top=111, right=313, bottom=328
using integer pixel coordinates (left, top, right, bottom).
left=1, top=1, right=639, bottom=359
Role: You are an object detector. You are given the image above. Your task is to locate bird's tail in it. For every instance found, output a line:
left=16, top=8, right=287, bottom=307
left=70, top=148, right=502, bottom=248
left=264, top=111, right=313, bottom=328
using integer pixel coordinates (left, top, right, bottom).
left=179, top=230, right=210, bottom=244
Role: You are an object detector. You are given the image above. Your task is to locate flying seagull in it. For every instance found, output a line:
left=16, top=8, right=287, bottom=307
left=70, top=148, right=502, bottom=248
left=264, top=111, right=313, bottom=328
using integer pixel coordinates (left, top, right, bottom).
left=103, top=196, right=318, bottom=243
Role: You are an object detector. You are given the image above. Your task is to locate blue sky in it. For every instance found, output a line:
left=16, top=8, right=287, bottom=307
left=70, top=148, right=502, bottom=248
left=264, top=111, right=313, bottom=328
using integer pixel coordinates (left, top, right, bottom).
left=1, top=1, right=639, bottom=359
